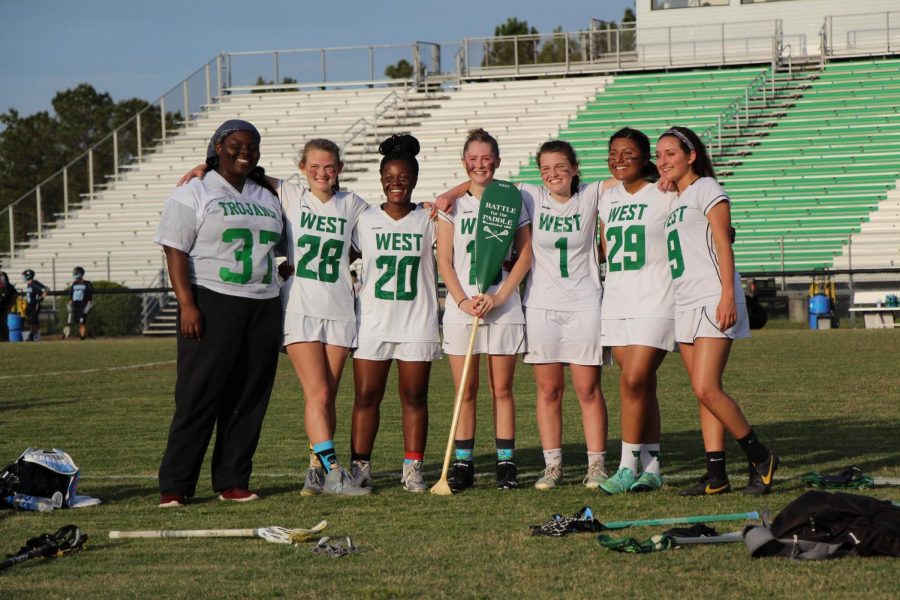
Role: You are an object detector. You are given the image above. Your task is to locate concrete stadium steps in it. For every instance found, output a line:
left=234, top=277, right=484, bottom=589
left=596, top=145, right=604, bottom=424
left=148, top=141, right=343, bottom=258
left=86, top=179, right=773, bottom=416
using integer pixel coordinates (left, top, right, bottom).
left=832, top=187, right=900, bottom=269
left=340, top=76, right=613, bottom=204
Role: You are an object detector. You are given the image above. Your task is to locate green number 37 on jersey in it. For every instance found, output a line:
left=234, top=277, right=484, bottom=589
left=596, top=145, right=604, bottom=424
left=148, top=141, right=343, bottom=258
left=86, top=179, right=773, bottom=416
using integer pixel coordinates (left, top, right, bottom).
left=219, top=228, right=281, bottom=284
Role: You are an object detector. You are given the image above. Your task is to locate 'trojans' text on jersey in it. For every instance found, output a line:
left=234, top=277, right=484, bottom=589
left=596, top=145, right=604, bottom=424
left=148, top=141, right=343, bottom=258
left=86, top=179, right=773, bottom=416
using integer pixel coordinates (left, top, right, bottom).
left=218, top=201, right=279, bottom=220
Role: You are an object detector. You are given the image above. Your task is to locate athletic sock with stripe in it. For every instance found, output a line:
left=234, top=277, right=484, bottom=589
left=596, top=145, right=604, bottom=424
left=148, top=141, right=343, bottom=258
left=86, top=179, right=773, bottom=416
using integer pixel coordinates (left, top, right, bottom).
left=313, top=440, right=339, bottom=473
left=454, top=439, right=474, bottom=462
left=496, top=438, right=515, bottom=462
left=619, top=442, right=641, bottom=472
left=404, top=451, right=424, bottom=465
left=640, top=443, right=661, bottom=476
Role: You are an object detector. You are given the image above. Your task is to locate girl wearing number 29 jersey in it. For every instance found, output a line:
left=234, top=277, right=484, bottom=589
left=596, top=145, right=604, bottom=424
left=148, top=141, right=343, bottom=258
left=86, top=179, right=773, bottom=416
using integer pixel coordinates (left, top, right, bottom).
left=155, top=120, right=283, bottom=507
left=597, top=128, right=674, bottom=496
left=658, top=126, right=778, bottom=497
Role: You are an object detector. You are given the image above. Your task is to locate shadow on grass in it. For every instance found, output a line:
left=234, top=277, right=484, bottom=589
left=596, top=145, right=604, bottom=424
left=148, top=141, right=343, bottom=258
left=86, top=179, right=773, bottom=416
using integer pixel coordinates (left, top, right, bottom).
left=0, top=397, right=81, bottom=412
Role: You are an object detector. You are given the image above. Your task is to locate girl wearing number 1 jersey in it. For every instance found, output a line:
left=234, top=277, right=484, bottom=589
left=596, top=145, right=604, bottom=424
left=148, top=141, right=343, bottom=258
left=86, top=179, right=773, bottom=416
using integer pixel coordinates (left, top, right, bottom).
left=658, top=126, right=778, bottom=496
left=521, top=141, right=609, bottom=491
left=349, top=135, right=439, bottom=493
left=597, top=128, right=674, bottom=495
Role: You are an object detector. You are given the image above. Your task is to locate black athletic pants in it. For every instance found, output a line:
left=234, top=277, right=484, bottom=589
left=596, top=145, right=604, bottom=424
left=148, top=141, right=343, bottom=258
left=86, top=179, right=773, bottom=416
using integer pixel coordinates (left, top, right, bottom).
left=159, top=286, right=281, bottom=496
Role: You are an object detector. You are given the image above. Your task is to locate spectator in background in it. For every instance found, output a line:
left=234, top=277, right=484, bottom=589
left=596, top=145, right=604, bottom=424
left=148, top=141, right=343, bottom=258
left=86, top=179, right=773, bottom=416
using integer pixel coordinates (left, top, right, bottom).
left=21, top=269, right=48, bottom=341
left=0, top=271, right=17, bottom=342
left=67, top=267, right=94, bottom=340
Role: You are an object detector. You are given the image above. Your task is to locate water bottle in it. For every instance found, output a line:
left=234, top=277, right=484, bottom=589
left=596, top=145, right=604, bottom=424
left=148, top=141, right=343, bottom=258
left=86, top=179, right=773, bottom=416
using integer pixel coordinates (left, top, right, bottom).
left=6, top=491, right=63, bottom=512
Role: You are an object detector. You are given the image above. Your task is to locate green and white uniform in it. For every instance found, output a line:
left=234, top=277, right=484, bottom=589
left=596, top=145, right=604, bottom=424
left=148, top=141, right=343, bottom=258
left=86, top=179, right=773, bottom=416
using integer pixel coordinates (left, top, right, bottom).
left=279, top=182, right=369, bottom=347
left=155, top=171, right=283, bottom=299
left=352, top=203, right=441, bottom=361
left=438, top=193, right=530, bottom=356
left=155, top=170, right=284, bottom=497
left=520, top=182, right=605, bottom=365
left=599, top=182, right=676, bottom=351
left=663, top=177, right=748, bottom=343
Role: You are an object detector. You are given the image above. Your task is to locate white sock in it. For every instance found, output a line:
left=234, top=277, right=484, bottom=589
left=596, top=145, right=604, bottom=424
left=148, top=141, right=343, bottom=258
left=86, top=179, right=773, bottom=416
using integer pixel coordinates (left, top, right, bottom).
left=640, top=443, right=661, bottom=476
left=543, top=448, right=562, bottom=468
left=587, top=451, right=606, bottom=471
left=619, top=442, right=642, bottom=472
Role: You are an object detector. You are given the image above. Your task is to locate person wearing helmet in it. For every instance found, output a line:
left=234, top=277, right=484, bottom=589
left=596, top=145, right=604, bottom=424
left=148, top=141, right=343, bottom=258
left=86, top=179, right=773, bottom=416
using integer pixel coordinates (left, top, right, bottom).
left=67, top=267, right=94, bottom=340
left=0, top=271, right=17, bottom=342
left=21, top=269, right=48, bottom=341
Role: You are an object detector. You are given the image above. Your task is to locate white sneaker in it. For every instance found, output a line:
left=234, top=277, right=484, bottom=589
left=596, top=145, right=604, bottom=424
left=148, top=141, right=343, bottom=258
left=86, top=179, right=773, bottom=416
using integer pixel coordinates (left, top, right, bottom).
left=350, top=460, right=373, bottom=490
left=534, top=464, right=562, bottom=490
left=401, top=460, right=427, bottom=493
left=322, top=467, right=371, bottom=496
left=583, top=463, right=609, bottom=489
left=300, top=467, right=324, bottom=496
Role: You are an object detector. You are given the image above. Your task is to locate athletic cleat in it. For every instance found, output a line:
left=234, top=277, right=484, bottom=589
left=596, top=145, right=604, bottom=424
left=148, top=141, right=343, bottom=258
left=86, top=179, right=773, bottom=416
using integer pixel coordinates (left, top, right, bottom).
left=534, top=464, right=562, bottom=490
left=322, top=467, right=372, bottom=496
left=350, top=460, right=373, bottom=490
left=401, top=460, right=428, bottom=493
left=447, top=460, right=475, bottom=492
left=679, top=473, right=732, bottom=496
left=496, top=460, right=520, bottom=490
left=218, top=487, right=260, bottom=502
left=300, top=467, right=325, bottom=496
left=582, top=463, right=609, bottom=489
left=744, top=450, right=780, bottom=496
left=158, top=493, right=187, bottom=508
left=629, top=472, right=663, bottom=493
left=599, top=467, right=636, bottom=495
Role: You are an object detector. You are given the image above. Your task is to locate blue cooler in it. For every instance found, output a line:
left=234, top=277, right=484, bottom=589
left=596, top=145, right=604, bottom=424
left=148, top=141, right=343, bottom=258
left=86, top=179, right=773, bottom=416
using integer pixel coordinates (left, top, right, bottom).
left=808, top=294, right=831, bottom=329
left=7, top=313, right=23, bottom=342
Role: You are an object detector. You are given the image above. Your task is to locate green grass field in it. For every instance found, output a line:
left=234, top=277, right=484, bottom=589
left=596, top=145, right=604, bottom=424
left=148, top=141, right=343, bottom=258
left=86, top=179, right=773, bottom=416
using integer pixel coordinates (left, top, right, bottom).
left=2, top=330, right=898, bottom=598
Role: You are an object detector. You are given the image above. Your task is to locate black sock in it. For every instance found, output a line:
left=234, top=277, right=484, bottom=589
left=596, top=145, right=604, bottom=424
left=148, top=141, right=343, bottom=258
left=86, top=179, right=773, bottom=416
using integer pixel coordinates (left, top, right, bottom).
left=350, top=451, right=371, bottom=463
left=495, top=438, right=515, bottom=462
left=706, top=451, right=727, bottom=481
left=454, top=438, right=474, bottom=462
left=737, top=429, right=769, bottom=465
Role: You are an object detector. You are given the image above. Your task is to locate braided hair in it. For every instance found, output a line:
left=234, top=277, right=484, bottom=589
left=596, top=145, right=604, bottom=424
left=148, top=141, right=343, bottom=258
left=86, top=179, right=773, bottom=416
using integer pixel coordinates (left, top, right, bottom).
left=379, top=134, right=420, bottom=176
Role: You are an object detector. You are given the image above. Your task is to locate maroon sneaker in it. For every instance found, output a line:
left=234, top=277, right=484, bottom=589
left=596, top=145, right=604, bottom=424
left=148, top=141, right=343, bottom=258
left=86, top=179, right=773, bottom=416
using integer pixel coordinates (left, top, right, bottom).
left=159, top=493, right=187, bottom=508
left=218, top=487, right=260, bottom=502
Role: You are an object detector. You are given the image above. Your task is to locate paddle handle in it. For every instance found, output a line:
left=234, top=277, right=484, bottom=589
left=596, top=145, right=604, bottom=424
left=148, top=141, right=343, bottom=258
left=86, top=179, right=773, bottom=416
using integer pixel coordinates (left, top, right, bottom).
left=435, top=314, right=481, bottom=485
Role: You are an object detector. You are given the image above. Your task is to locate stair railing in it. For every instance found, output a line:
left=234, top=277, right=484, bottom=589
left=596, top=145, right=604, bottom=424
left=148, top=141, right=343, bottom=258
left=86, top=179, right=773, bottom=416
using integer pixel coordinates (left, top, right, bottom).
left=700, top=68, right=771, bottom=156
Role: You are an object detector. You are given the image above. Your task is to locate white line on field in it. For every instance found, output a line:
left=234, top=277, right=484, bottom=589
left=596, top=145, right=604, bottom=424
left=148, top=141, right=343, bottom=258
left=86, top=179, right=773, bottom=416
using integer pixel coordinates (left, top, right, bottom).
left=0, top=360, right=176, bottom=380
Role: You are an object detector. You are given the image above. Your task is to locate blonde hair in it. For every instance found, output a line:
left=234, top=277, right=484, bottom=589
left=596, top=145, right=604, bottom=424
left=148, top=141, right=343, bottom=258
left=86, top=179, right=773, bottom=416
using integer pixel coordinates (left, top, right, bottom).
left=298, top=138, right=342, bottom=193
left=462, top=128, right=499, bottom=158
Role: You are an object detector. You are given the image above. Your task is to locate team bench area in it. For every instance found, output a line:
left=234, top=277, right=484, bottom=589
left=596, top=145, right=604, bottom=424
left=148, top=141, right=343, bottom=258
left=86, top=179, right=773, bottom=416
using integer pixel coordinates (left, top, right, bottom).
left=849, top=291, right=900, bottom=329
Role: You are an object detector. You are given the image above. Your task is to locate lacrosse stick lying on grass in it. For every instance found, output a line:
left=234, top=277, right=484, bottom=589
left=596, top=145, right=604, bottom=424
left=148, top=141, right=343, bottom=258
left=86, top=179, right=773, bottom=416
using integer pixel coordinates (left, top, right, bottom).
left=0, top=524, right=88, bottom=573
left=800, top=466, right=900, bottom=489
left=531, top=507, right=759, bottom=537
left=109, top=520, right=327, bottom=545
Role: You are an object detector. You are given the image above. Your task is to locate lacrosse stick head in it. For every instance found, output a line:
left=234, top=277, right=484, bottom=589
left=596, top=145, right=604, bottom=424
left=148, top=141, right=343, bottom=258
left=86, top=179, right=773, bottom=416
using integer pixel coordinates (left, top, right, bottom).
left=256, top=527, right=293, bottom=544
left=430, top=478, right=453, bottom=496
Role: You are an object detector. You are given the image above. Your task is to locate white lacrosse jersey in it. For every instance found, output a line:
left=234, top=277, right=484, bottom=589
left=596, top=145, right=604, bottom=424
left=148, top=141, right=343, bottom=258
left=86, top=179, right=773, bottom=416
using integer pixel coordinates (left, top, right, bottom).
left=663, top=177, right=744, bottom=311
left=520, top=182, right=602, bottom=311
left=352, top=204, right=439, bottom=343
left=280, top=182, right=370, bottom=322
left=599, top=182, right=676, bottom=319
left=438, top=193, right=531, bottom=325
left=154, top=171, right=283, bottom=299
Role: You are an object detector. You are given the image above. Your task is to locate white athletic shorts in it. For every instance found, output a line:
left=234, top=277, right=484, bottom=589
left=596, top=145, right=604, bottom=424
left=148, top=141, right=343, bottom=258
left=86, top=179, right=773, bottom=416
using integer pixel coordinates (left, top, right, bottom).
left=524, top=307, right=605, bottom=365
left=442, top=321, right=525, bottom=356
left=675, top=302, right=750, bottom=344
left=354, top=337, right=442, bottom=362
left=283, top=313, right=357, bottom=348
left=601, top=316, right=676, bottom=352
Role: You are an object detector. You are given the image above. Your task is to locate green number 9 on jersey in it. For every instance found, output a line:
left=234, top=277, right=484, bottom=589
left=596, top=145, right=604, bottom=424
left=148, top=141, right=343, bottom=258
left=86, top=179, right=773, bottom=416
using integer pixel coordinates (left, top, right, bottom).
left=473, top=180, right=523, bottom=293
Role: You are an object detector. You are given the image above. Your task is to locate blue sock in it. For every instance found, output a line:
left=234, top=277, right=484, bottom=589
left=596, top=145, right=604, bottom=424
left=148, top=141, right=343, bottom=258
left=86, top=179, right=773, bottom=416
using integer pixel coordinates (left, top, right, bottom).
left=313, top=441, right=338, bottom=473
left=454, top=439, right=474, bottom=462
left=496, top=438, right=514, bottom=462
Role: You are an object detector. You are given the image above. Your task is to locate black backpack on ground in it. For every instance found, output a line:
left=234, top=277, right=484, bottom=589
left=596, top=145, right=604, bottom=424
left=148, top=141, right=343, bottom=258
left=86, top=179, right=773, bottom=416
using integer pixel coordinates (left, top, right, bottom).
left=744, top=490, right=900, bottom=560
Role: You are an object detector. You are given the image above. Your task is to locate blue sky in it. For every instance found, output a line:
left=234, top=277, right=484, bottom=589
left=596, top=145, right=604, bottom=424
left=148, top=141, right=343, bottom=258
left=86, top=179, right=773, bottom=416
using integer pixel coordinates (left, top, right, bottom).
left=1, top=0, right=634, bottom=118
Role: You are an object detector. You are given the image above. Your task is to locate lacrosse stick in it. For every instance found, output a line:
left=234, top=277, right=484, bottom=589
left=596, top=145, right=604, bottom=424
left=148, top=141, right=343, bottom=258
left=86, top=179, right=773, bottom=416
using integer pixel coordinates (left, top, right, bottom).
left=63, top=304, right=72, bottom=339
left=109, top=520, right=327, bottom=545
left=431, top=314, right=480, bottom=496
left=801, top=466, right=900, bottom=489
left=483, top=225, right=508, bottom=242
left=672, top=531, right=744, bottom=544
left=0, top=524, right=88, bottom=573
left=604, top=511, right=759, bottom=530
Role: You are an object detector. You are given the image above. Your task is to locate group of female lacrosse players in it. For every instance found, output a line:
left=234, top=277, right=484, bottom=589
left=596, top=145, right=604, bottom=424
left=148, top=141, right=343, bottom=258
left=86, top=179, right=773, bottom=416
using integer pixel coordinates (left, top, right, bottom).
left=154, top=116, right=778, bottom=507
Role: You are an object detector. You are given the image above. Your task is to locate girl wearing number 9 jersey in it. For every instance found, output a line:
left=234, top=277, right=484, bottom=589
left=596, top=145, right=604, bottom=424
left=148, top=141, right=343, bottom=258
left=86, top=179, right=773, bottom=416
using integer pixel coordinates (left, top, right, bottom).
left=659, top=126, right=778, bottom=496
left=155, top=120, right=283, bottom=507
left=348, top=135, right=440, bottom=493
left=597, top=128, right=675, bottom=495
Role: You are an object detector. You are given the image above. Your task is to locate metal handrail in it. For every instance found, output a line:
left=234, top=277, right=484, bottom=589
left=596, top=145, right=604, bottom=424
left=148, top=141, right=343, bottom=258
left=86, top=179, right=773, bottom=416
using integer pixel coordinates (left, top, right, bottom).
left=700, top=68, right=771, bottom=156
